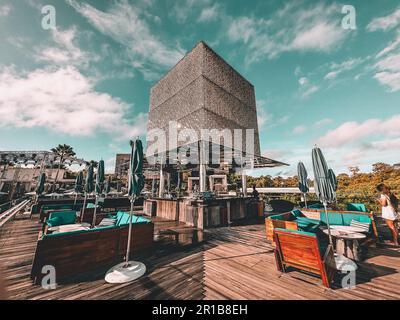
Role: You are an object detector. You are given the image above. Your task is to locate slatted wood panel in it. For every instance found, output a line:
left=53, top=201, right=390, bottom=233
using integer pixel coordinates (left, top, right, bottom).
left=1, top=214, right=400, bottom=300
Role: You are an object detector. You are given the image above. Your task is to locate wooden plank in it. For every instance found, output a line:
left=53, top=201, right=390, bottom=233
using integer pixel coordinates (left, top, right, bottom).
left=1, top=212, right=400, bottom=300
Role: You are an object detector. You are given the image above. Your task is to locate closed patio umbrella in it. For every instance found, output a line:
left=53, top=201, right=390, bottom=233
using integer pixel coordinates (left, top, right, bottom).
left=91, top=160, right=105, bottom=228
left=81, top=163, right=94, bottom=223
left=36, top=172, right=46, bottom=196
left=328, top=168, right=338, bottom=204
left=73, top=171, right=83, bottom=204
left=35, top=172, right=46, bottom=203
left=312, top=147, right=335, bottom=246
left=297, top=162, right=309, bottom=208
left=105, top=139, right=145, bottom=283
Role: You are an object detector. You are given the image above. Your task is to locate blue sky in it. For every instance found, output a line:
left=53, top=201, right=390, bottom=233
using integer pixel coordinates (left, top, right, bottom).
left=0, top=0, right=399, bottom=175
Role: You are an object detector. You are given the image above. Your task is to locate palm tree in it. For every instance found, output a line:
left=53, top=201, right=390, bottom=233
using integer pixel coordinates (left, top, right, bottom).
left=51, top=144, right=76, bottom=191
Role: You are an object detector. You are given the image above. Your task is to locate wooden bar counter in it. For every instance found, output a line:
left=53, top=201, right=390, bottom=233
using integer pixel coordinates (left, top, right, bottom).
left=145, top=197, right=260, bottom=229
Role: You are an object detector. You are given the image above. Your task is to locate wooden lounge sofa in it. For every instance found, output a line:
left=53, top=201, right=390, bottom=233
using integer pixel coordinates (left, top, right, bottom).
left=31, top=211, right=154, bottom=284
left=274, top=228, right=336, bottom=288
left=266, top=208, right=378, bottom=243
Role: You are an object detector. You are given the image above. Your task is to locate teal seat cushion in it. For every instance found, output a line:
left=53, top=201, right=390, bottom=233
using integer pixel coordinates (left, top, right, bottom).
left=49, top=210, right=77, bottom=225
left=291, top=209, right=303, bottom=218
left=296, top=216, right=321, bottom=225
left=341, top=214, right=371, bottom=226
left=296, top=217, right=321, bottom=233
left=46, top=216, right=63, bottom=227
left=347, top=203, right=367, bottom=212
left=86, top=203, right=96, bottom=209
left=116, top=212, right=150, bottom=226
left=115, top=211, right=125, bottom=225
left=319, top=212, right=345, bottom=225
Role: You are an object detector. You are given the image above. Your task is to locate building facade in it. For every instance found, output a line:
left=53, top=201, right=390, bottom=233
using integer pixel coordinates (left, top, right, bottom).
left=147, top=41, right=261, bottom=157
left=114, top=154, right=130, bottom=179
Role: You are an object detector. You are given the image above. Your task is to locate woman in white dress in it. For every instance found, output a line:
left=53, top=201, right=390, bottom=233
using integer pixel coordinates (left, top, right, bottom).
left=377, top=183, right=399, bottom=245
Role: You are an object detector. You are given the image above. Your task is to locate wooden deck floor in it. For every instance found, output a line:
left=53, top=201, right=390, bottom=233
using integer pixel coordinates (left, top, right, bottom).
left=1, top=213, right=399, bottom=300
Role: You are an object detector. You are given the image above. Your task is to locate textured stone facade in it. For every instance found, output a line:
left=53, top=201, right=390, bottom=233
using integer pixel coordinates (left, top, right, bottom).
left=147, top=41, right=260, bottom=155
left=114, top=153, right=130, bottom=178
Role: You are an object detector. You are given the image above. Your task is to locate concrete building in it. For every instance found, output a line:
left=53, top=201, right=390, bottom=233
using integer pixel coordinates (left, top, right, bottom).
left=114, top=154, right=130, bottom=179
left=147, top=41, right=260, bottom=156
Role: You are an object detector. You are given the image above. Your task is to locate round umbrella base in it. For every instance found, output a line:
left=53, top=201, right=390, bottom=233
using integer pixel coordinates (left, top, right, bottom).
left=105, top=261, right=146, bottom=284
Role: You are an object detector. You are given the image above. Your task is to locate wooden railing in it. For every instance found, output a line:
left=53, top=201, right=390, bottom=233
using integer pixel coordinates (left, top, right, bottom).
left=0, top=198, right=30, bottom=228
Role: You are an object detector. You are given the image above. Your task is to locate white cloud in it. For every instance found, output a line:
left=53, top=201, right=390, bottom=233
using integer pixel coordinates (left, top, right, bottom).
left=373, top=52, right=400, bottom=91
left=291, top=22, right=344, bottom=51
left=0, top=4, right=12, bottom=16
left=227, top=16, right=257, bottom=44
left=370, top=138, right=400, bottom=150
left=67, top=0, right=185, bottom=79
left=0, top=66, right=147, bottom=139
left=169, top=0, right=212, bottom=23
left=227, top=2, right=347, bottom=64
left=315, top=118, right=333, bottom=128
left=374, top=71, right=400, bottom=92
left=198, top=4, right=220, bottom=22
left=375, top=52, right=400, bottom=72
left=316, top=115, right=400, bottom=148
left=257, top=108, right=269, bottom=129
left=376, top=34, right=400, bottom=58
left=292, top=125, right=307, bottom=134
left=324, top=58, right=364, bottom=80
left=367, top=7, right=400, bottom=32
left=298, top=76, right=319, bottom=98
left=35, top=27, right=94, bottom=66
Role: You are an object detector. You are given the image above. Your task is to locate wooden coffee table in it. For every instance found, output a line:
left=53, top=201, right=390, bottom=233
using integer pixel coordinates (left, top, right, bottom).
left=323, top=229, right=366, bottom=261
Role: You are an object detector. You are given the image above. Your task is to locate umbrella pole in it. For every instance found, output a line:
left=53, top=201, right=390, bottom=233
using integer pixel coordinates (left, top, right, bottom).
left=323, top=202, right=333, bottom=246
left=104, top=195, right=146, bottom=283
left=81, top=192, right=87, bottom=223
left=92, top=195, right=98, bottom=228
left=125, top=196, right=135, bottom=266
left=304, top=193, right=308, bottom=208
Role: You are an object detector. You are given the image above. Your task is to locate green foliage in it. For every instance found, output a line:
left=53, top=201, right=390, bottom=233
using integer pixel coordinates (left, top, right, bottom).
left=246, top=163, right=400, bottom=213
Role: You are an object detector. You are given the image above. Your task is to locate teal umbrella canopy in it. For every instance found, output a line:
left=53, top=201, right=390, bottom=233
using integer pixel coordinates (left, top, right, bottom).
left=297, top=162, right=309, bottom=193
left=85, top=164, right=94, bottom=193
left=128, top=139, right=144, bottom=197
left=312, top=147, right=335, bottom=246
left=328, top=168, right=338, bottom=192
left=95, top=160, right=105, bottom=194
left=75, top=171, right=83, bottom=193
left=36, top=172, right=46, bottom=195
left=312, top=147, right=335, bottom=204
